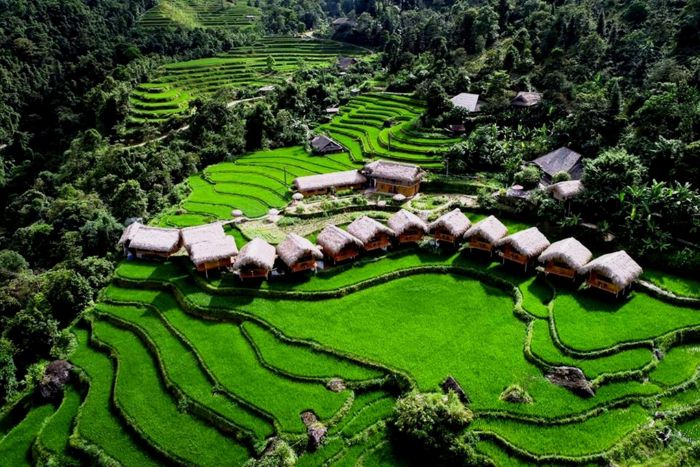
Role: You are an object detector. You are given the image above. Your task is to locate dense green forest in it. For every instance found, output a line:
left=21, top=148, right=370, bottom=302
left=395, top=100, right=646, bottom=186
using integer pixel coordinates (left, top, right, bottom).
left=0, top=0, right=699, bottom=463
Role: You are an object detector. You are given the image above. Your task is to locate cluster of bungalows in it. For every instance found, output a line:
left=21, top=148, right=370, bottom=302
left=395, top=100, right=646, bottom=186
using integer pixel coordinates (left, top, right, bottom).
left=119, top=211, right=643, bottom=295
left=293, top=160, right=426, bottom=198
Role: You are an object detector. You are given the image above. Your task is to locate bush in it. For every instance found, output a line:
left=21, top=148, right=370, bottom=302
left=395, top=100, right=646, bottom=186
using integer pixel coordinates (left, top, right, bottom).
left=513, top=165, right=541, bottom=188
left=391, top=391, right=477, bottom=464
left=552, top=171, right=571, bottom=183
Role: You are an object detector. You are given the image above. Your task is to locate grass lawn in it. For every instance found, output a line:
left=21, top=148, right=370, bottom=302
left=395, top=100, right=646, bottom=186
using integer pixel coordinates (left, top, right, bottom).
left=0, top=403, right=55, bottom=466
left=91, top=320, right=251, bottom=465
left=69, top=328, right=159, bottom=466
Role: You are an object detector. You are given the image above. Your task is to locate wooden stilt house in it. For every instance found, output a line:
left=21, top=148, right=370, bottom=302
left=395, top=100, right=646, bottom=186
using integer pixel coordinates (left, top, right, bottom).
left=538, top=237, right=592, bottom=280
left=181, top=222, right=226, bottom=252
left=118, top=222, right=181, bottom=260
left=347, top=216, right=394, bottom=251
left=579, top=250, right=643, bottom=297
left=316, top=225, right=363, bottom=263
left=388, top=209, right=428, bottom=244
left=496, top=227, right=551, bottom=271
left=189, top=236, right=238, bottom=275
left=462, top=215, right=508, bottom=254
left=276, top=233, right=323, bottom=273
left=233, top=238, right=277, bottom=280
left=429, top=208, right=471, bottom=245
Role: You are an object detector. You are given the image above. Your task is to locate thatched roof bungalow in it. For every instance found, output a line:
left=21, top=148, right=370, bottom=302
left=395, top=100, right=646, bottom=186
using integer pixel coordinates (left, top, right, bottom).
left=311, top=135, right=344, bottom=154
left=347, top=216, right=394, bottom=251
left=580, top=250, right=643, bottom=296
left=189, top=236, right=238, bottom=275
left=463, top=215, right=508, bottom=254
left=550, top=180, right=584, bottom=201
left=118, top=222, right=181, bottom=259
left=429, top=209, right=471, bottom=244
left=388, top=209, right=428, bottom=244
left=316, top=225, right=363, bottom=263
left=293, top=170, right=367, bottom=196
left=450, top=93, right=481, bottom=112
left=538, top=237, right=592, bottom=279
left=530, top=147, right=584, bottom=184
left=511, top=91, right=542, bottom=108
left=496, top=227, right=551, bottom=270
left=362, top=160, right=425, bottom=197
left=276, top=233, right=323, bottom=273
left=234, top=238, right=277, bottom=279
left=181, top=222, right=226, bottom=252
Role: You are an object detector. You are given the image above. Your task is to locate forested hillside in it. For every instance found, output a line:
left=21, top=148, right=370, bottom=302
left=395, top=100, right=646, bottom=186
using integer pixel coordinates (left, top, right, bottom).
left=0, top=0, right=699, bottom=465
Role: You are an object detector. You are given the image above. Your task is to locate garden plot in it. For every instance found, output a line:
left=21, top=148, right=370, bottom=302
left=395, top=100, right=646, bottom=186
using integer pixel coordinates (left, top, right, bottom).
left=128, top=37, right=369, bottom=124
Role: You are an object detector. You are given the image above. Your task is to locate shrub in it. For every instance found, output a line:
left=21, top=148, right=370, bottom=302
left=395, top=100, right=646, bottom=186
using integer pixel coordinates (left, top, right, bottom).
left=552, top=171, right=571, bottom=183
left=245, top=439, right=296, bottom=467
left=513, top=165, right=541, bottom=188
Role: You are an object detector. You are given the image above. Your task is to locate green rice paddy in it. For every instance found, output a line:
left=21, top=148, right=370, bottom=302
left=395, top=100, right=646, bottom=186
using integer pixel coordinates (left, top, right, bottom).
left=139, top=0, right=260, bottom=30
left=128, top=37, right=370, bottom=125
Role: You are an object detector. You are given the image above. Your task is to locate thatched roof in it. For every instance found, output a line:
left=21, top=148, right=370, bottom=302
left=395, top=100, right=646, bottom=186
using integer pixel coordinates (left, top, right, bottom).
left=550, top=180, right=584, bottom=201
left=497, top=227, right=551, bottom=257
left=580, top=250, right=643, bottom=287
left=181, top=222, right=226, bottom=251
left=118, top=221, right=142, bottom=246
left=429, top=208, right=472, bottom=237
left=531, top=147, right=583, bottom=179
left=346, top=216, right=394, bottom=243
left=538, top=237, right=592, bottom=269
left=234, top=238, right=276, bottom=271
left=294, top=170, right=366, bottom=192
left=450, top=93, right=481, bottom=112
left=463, top=215, right=508, bottom=243
left=276, top=233, right=323, bottom=267
left=189, top=236, right=238, bottom=266
left=126, top=224, right=181, bottom=253
left=311, top=135, right=343, bottom=153
left=387, top=209, right=428, bottom=235
left=362, top=160, right=425, bottom=184
left=316, top=225, right=362, bottom=255
left=512, top=91, right=542, bottom=107
left=337, top=56, right=358, bottom=70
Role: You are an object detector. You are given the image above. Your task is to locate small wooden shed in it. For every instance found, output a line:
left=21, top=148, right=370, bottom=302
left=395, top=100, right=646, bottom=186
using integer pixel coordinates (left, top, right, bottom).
left=579, top=250, right=643, bottom=296
left=429, top=208, right=471, bottom=245
left=234, top=238, right=277, bottom=280
left=463, top=216, right=508, bottom=254
left=387, top=209, right=428, bottom=244
left=362, top=160, right=425, bottom=198
left=293, top=170, right=367, bottom=196
left=181, top=222, right=226, bottom=253
left=276, top=233, right=323, bottom=273
left=538, top=237, right=592, bottom=279
left=316, top=225, right=363, bottom=263
left=496, top=227, right=551, bottom=270
left=347, top=216, right=394, bottom=251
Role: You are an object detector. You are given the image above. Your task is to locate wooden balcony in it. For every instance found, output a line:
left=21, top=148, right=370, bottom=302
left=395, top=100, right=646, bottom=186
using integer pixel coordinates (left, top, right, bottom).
left=544, top=262, right=576, bottom=279
left=239, top=267, right=270, bottom=279
left=328, top=248, right=360, bottom=263
left=433, top=231, right=459, bottom=244
left=587, top=275, right=622, bottom=294
left=468, top=239, right=494, bottom=252
left=363, top=236, right=390, bottom=251
left=289, top=259, right=317, bottom=273
left=397, top=232, right=424, bottom=244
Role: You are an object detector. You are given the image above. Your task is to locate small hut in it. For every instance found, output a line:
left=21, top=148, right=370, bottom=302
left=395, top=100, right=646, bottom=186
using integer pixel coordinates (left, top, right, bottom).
left=538, top=237, right=592, bottom=279
left=530, top=147, right=584, bottom=184
left=316, top=225, right=362, bottom=263
left=388, top=209, right=428, bottom=244
left=429, top=209, right=471, bottom=245
left=311, top=135, right=344, bottom=154
left=347, top=216, right=394, bottom=251
left=118, top=222, right=181, bottom=259
left=337, top=56, right=358, bottom=71
left=189, top=236, right=238, bottom=275
left=511, top=91, right=542, bottom=108
left=362, top=160, right=425, bottom=197
left=549, top=180, right=584, bottom=201
left=463, top=215, right=508, bottom=254
left=181, top=222, right=226, bottom=252
left=496, top=227, right=551, bottom=270
left=276, top=233, right=323, bottom=273
left=450, top=93, right=481, bottom=112
left=293, top=170, right=367, bottom=196
left=233, top=238, right=277, bottom=280
left=580, top=250, right=643, bottom=296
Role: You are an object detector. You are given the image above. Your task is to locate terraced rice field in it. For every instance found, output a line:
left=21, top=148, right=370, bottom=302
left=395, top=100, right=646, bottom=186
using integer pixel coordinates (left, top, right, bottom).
left=138, top=0, right=260, bottom=30
left=155, top=146, right=358, bottom=226
left=5, top=207, right=700, bottom=465
left=128, top=37, right=370, bottom=124
left=318, top=92, right=462, bottom=169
